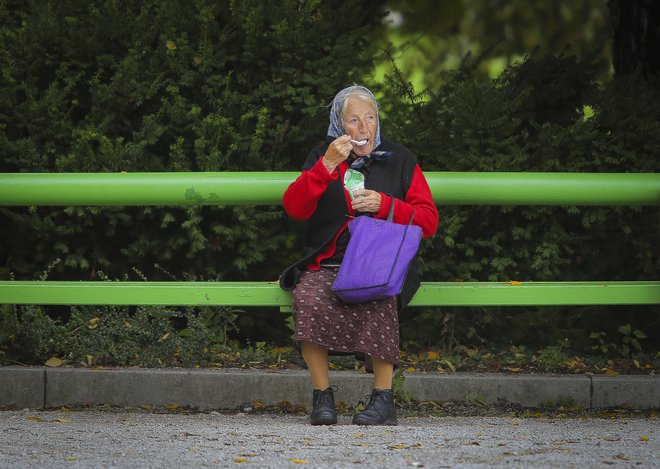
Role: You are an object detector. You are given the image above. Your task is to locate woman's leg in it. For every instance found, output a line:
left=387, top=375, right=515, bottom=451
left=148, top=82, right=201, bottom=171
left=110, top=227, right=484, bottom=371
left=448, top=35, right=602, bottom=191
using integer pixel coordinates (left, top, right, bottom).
left=371, top=355, right=394, bottom=390
left=301, top=341, right=337, bottom=425
left=300, top=341, right=330, bottom=390
left=352, top=355, right=397, bottom=426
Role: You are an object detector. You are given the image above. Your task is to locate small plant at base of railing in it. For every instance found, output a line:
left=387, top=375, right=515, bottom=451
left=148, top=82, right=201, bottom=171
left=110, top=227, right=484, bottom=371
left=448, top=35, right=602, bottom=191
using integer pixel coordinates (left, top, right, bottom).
left=590, top=324, right=647, bottom=357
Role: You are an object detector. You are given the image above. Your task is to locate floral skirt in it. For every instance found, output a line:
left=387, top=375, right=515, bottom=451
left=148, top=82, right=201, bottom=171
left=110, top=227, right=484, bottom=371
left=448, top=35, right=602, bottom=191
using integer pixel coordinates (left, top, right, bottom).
left=292, top=266, right=399, bottom=364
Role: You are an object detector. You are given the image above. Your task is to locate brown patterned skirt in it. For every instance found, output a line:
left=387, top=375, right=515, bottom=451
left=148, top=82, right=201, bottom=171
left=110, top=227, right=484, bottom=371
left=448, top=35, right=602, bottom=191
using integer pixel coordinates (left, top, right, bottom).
left=292, top=266, right=399, bottom=364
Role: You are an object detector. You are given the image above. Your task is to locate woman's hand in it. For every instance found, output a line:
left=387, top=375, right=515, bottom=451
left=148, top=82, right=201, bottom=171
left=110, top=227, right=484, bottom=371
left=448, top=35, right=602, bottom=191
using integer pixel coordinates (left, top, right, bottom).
left=351, top=189, right=381, bottom=213
left=322, top=135, right=352, bottom=174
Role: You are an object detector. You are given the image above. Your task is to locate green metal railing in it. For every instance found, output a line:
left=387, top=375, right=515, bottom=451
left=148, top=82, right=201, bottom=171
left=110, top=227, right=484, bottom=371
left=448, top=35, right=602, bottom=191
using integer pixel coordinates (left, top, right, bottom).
left=1, top=172, right=659, bottom=206
left=1, top=172, right=659, bottom=308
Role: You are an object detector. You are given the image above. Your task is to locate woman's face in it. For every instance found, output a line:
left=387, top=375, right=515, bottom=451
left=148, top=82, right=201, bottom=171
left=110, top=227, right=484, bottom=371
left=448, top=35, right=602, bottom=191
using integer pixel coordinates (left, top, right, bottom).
left=343, top=98, right=377, bottom=157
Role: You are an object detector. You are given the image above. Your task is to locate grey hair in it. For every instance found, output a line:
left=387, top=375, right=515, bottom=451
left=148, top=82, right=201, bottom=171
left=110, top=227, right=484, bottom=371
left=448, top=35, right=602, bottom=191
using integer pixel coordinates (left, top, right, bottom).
left=326, top=85, right=381, bottom=149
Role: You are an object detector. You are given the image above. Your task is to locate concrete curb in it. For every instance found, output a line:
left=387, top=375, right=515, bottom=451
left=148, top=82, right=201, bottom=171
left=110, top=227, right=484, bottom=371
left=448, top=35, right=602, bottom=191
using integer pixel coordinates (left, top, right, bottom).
left=0, top=367, right=657, bottom=410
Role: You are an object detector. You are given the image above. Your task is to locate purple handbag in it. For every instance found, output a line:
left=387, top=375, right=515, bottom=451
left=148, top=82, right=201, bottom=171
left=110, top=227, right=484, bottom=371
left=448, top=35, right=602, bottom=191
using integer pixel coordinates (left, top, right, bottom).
left=331, top=203, right=422, bottom=304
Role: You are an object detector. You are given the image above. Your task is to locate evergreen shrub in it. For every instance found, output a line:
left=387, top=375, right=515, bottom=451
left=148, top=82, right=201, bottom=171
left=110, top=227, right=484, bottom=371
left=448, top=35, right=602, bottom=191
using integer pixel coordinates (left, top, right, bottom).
left=378, top=51, right=659, bottom=352
left=0, top=0, right=384, bottom=282
left=1, top=1, right=658, bottom=361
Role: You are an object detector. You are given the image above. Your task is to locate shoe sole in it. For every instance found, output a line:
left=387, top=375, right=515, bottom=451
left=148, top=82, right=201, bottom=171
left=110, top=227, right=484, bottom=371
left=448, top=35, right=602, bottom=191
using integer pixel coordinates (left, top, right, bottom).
left=352, top=418, right=397, bottom=426
left=311, top=419, right=338, bottom=425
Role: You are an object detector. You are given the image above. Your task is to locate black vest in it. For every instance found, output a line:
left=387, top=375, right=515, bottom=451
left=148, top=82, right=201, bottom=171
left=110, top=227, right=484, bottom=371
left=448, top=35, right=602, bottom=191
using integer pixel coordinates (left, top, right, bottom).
left=280, top=138, right=420, bottom=308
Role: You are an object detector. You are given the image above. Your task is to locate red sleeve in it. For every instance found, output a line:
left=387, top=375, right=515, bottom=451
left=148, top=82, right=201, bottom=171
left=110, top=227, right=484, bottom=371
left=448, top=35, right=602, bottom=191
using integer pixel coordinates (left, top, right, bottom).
left=283, top=158, right=338, bottom=221
left=374, top=165, right=438, bottom=238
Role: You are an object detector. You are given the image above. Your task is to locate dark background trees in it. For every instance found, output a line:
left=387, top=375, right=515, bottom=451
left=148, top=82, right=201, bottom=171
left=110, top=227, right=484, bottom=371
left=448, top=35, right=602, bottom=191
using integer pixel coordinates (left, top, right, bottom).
left=609, top=0, right=660, bottom=77
left=1, top=0, right=658, bottom=363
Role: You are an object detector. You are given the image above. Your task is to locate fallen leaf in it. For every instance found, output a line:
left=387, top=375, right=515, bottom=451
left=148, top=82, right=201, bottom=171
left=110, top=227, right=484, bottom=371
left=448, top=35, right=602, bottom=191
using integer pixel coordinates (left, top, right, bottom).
left=508, top=281, right=524, bottom=286
left=426, top=351, right=440, bottom=360
left=45, top=357, right=64, bottom=367
left=613, top=454, right=630, bottom=461
left=166, top=40, right=177, bottom=50
left=640, top=436, right=650, bottom=441
left=165, top=404, right=181, bottom=410
left=27, top=416, right=46, bottom=422
left=88, top=317, right=99, bottom=329
left=388, top=444, right=408, bottom=450
left=60, top=407, right=72, bottom=412
left=54, top=418, right=72, bottom=423
left=420, top=400, right=441, bottom=408
left=465, top=348, right=478, bottom=357
left=406, top=366, right=416, bottom=373
left=289, top=458, right=309, bottom=464
left=86, top=355, right=94, bottom=366
left=442, top=360, right=456, bottom=372
left=602, top=436, right=621, bottom=442
left=605, top=369, right=619, bottom=376
left=66, top=457, right=77, bottom=462
left=233, top=457, right=248, bottom=463
left=336, top=401, right=350, bottom=412
left=507, top=367, right=522, bottom=373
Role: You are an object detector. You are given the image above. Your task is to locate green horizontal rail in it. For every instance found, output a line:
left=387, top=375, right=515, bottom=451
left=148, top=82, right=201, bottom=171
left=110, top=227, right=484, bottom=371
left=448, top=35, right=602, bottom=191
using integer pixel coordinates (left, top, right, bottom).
left=1, top=172, right=659, bottom=206
left=1, top=172, right=658, bottom=309
left=0, top=281, right=658, bottom=307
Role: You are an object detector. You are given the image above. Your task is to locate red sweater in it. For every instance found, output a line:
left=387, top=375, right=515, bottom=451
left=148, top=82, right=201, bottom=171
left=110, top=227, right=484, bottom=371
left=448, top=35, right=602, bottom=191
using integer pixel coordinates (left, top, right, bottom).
left=283, top=157, right=438, bottom=270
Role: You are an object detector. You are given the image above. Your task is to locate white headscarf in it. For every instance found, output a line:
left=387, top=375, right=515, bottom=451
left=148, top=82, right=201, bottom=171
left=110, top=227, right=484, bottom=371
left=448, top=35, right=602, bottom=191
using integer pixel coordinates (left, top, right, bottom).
left=326, top=85, right=382, bottom=150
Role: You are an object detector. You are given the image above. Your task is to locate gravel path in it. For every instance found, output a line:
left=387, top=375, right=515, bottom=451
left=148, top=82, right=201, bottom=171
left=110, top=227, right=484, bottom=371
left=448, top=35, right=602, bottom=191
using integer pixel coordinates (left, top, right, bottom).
left=1, top=409, right=657, bottom=468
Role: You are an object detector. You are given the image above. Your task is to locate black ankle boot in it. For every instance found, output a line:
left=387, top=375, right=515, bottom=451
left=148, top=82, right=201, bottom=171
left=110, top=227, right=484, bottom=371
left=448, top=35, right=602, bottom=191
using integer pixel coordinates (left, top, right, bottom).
left=352, top=389, right=397, bottom=426
left=311, top=386, right=338, bottom=425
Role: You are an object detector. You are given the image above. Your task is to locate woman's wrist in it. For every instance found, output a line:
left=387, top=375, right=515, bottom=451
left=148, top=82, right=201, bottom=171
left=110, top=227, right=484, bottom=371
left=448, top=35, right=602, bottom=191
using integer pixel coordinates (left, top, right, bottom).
left=322, top=156, right=337, bottom=174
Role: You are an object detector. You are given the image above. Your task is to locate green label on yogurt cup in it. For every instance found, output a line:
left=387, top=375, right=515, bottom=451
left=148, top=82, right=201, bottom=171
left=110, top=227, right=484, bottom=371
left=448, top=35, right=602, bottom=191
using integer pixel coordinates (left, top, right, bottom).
left=344, top=169, right=365, bottom=200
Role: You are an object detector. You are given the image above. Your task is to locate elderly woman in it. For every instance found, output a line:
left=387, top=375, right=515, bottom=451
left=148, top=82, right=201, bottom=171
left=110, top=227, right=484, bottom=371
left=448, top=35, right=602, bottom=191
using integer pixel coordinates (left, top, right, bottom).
left=280, top=85, right=438, bottom=426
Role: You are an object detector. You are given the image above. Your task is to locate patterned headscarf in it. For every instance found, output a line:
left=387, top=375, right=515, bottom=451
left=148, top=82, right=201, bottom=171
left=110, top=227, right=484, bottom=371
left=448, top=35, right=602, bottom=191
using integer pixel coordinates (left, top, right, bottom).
left=326, top=85, right=382, bottom=150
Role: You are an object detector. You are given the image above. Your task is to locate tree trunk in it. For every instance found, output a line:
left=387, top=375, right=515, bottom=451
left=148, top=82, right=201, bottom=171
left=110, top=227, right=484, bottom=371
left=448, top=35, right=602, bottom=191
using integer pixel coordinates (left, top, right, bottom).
left=609, top=0, right=660, bottom=77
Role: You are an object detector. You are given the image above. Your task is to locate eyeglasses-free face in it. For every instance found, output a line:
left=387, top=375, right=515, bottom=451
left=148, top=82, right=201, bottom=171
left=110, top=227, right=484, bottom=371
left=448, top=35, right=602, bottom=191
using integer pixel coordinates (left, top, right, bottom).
left=343, top=98, right=377, bottom=157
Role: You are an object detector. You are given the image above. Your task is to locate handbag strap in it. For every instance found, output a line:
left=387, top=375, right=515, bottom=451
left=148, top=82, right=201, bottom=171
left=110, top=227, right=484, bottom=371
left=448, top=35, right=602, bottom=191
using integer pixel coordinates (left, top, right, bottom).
left=386, top=197, right=415, bottom=225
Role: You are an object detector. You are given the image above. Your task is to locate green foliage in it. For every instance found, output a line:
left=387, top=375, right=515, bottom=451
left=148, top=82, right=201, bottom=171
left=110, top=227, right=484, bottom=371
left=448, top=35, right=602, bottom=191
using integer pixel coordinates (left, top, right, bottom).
left=533, top=341, right=571, bottom=371
left=179, top=306, right=240, bottom=347
left=0, top=0, right=385, bottom=282
left=1, top=1, right=659, bottom=359
left=379, top=49, right=659, bottom=353
left=0, top=303, right=244, bottom=367
left=590, top=324, right=647, bottom=357
left=381, top=0, right=612, bottom=88
left=0, top=304, right=69, bottom=364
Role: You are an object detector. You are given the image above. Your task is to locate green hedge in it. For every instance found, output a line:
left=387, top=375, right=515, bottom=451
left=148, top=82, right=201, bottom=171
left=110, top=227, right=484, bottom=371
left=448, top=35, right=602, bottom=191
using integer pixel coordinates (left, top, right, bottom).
left=0, top=0, right=384, bottom=282
left=1, top=2, right=658, bottom=359
left=379, top=52, right=660, bottom=351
